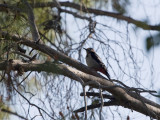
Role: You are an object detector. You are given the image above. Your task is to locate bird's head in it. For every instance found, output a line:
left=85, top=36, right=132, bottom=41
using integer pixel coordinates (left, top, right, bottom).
left=84, top=48, right=94, bottom=53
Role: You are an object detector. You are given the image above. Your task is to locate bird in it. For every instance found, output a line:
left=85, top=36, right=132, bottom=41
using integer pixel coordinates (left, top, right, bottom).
left=84, top=48, right=110, bottom=79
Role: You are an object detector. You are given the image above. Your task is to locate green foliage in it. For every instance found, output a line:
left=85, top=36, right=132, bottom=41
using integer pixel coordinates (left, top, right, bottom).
left=0, top=0, right=57, bottom=60
left=73, top=0, right=94, bottom=7
left=33, top=6, right=55, bottom=37
left=92, top=99, right=100, bottom=105
left=112, top=0, right=130, bottom=14
left=0, top=101, right=10, bottom=120
left=0, top=39, right=17, bottom=60
left=0, top=0, right=55, bottom=38
left=0, top=0, right=28, bottom=35
left=145, top=33, right=160, bottom=51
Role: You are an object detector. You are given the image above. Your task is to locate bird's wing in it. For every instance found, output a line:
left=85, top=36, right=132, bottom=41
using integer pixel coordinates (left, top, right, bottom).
left=90, top=51, right=110, bottom=79
left=90, top=51, right=106, bottom=69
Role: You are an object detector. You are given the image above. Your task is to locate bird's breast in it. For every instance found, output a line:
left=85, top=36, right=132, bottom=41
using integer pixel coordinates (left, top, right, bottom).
left=86, top=54, right=100, bottom=69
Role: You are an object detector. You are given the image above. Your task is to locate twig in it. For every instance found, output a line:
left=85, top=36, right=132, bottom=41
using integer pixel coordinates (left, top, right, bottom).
left=39, top=32, right=61, bottom=51
left=62, top=67, right=88, bottom=120
left=1, top=108, right=28, bottom=120
left=60, top=8, right=91, bottom=21
left=10, top=51, right=32, bottom=59
left=80, top=92, right=115, bottom=100
left=17, top=71, right=32, bottom=86
left=83, top=86, right=87, bottom=120
left=99, top=88, right=103, bottom=120
left=32, top=1, right=160, bottom=31
left=1, top=2, right=160, bottom=31
left=13, top=86, right=55, bottom=119
left=74, top=100, right=118, bottom=112
left=1, top=30, right=160, bottom=118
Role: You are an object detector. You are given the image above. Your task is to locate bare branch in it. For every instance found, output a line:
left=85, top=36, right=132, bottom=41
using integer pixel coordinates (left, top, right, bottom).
left=32, top=2, right=160, bottom=31
left=1, top=108, right=28, bottom=120
left=80, top=92, right=115, bottom=100
left=10, top=51, right=32, bottom=59
left=99, top=88, right=103, bottom=120
left=0, top=31, right=105, bottom=79
left=60, top=8, right=91, bottom=21
left=74, top=100, right=118, bottom=112
left=83, top=86, right=87, bottom=120
left=13, top=86, right=55, bottom=119
left=1, top=2, right=160, bottom=31
left=0, top=59, right=160, bottom=119
left=1, top=31, right=160, bottom=119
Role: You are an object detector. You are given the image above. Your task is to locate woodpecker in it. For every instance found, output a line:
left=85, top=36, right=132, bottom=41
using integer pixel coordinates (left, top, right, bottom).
left=84, top=48, right=110, bottom=79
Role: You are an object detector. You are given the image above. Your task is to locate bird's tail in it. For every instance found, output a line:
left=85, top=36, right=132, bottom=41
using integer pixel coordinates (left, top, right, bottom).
left=99, top=68, right=110, bottom=79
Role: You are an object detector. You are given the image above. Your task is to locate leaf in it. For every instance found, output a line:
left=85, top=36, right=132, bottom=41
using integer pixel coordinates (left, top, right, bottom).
left=145, top=33, right=160, bottom=51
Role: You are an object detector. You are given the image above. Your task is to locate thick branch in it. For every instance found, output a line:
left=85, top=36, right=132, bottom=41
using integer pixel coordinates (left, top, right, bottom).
left=0, top=60, right=160, bottom=119
left=1, top=31, right=160, bottom=109
left=60, top=8, right=91, bottom=21
left=0, top=31, right=104, bottom=79
left=1, top=2, right=160, bottom=31
left=32, top=2, right=160, bottom=31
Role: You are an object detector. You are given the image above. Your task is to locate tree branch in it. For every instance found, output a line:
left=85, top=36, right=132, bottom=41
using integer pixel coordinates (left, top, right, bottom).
left=0, top=59, right=160, bottom=119
left=74, top=100, right=118, bottom=113
left=32, top=1, right=160, bottom=31
left=80, top=92, right=115, bottom=100
left=1, top=108, right=28, bottom=120
left=60, top=8, right=91, bottom=21
left=1, top=31, right=160, bottom=109
left=0, top=31, right=105, bottom=79
left=1, top=2, right=160, bottom=31
left=21, top=0, right=40, bottom=42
